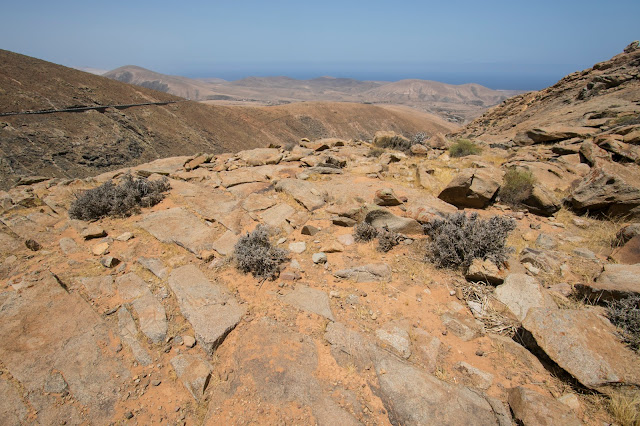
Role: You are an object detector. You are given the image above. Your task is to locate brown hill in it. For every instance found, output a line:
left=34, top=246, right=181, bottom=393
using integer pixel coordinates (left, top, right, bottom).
left=0, top=49, right=456, bottom=189
left=458, top=42, right=640, bottom=144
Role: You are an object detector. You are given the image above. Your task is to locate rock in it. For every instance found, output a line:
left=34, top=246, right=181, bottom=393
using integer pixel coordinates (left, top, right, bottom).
left=536, top=233, right=557, bottom=250
left=170, top=354, right=213, bottom=400
left=616, top=223, right=640, bottom=244
left=567, top=163, right=640, bottom=218
left=454, top=362, right=494, bottom=390
left=508, top=386, right=583, bottom=426
left=332, top=216, right=356, bottom=227
left=515, top=126, right=593, bottom=145
left=611, top=234, right=640, bottom=264
left=334, top=263, right=392, bottom=282
left=59, top=237, right=79, bottom=254
left=373, top=188, right=403, bottom=206
left=241, top=193, right=277, bottom=212
left=438, top=169, right=500, bottom=209
left=212, top=230, right=240, bottom=256
left=43, top=371, right=69, bottom=394
left=465, top=258, right=505, bottom=285
left=312, top=252, right=327, bottom=264
left=428, top=133, right=450, bottom=149
left=596, top=135, right=640, bottom=163
left=115, top=232, right=134, bottom=241
left=238, top=148, right=282, bottom=166
left=25, top=239, right=41, bottom=251
left=495, top=274, right=556, bottom=321
left=337, top=234, right=355, bottom=246
left=374, top=354, right=512, bottom=426
left=522, top=185, right=561, bottom=216
left=288, top=241, right=306, bottom=254
left=573, top=247, right=596, bottom=259
left=375, top=323, right=411, bottom=359
left=579, top=140, right=611, bottom=166
left=137, top=257, right=168, bottom=280
left=260, top=203, right=296, bottom=229
left=521, top=307, right=640, bottom=391
left=168, top=265, right=244, bottom=354
left=519, top=247, right=560, bottom=272
left=319, top=240, right=343, bottom=253
left=364, top=208, right=422, bottom=235
left=92, top=242, right=110, bottom=256
left=405, top=196, right=458, bottom=222
left=0, top=376, right=28, bottom=424
left=219, top=168, right=268, bottom=188
left=440, top=313, right=484, bottom=341
left=324, top=322, right=376, bottom=370
left=77, top=275, right=115, bottom=299
left=100, top=256, right=119, bottom=268
left=411, top=328, right=441, bottom=373
left=116, top=307, right=153, bottom=366
left=80, top=224, right=107, bottom=240
left=275, top=179, right=325, bottom=211
left=138, top=207, right=218, bottom=255
left=183, top=335, right=196, bottom=348
left=575, top=263, right=640, bottom=301
left=301, top=225, right=319, bottom=236
left=410, top=143, right=429, bottom=155
left=487, top=334, right=546, bottom=373
left=282, top=284, right=335, bottom=321
left=116, top=273, right=167, bottom=343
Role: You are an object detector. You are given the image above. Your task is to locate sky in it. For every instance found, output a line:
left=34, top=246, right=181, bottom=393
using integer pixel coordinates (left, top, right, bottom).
left=1, top=0, right=639, bottom=90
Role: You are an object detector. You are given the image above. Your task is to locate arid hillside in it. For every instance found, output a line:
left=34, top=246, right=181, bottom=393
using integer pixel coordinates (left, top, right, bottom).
left=0, top=49, right=456, bottom=189
left=103, top=65, right=520, bottom=122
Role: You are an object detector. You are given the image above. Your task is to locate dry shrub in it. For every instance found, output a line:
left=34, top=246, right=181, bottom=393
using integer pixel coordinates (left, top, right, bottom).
left=234, top=225, right=288, bottom=280
left=499, top=167, right=536, bottom=206
left=448, top=139, right=482, bottom=158
left=377, top=227, right=402, bottom=252
left=606, top=295, right=640, bottom=352
left=423, top=212, right=515, bottom=270
left=69, top=173, right=170, bottom=220
left=457, top=281, right=519, bottom=336
left=353, top=222, right=378, bottom=242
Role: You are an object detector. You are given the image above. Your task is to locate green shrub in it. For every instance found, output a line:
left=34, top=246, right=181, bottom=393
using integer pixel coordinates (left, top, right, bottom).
left=68, top=173, right=170, bottom=221
left=448, top=139, right=482, bottom=158
left=234, top=225, right=288, bottom=280
left=353, top=222, right=378, bottom=242
left=423, top=212, right=515, bottom=270
left=499, top=167, right=537, bottom=206
left=606, top=295, right=640, bottom=352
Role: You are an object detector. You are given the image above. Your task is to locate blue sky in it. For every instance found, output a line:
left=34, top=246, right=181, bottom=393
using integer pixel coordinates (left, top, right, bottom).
left=1, top=0, right=638, bottom=89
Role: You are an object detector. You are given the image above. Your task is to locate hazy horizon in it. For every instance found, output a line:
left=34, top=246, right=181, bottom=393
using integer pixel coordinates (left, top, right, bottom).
left=3, top=0, right=639, bottom=91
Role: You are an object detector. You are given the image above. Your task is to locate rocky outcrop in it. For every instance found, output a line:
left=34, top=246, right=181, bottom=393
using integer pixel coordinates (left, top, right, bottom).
left=438, top=169, right=500, bottom=209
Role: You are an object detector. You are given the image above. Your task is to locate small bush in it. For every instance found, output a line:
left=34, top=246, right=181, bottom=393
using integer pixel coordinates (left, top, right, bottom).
left=606, top=295, right=640, bottom=352
left=353, top=222, right=378, bottom=242
left=499, top=167, right=537, bottom=206
left=234, top=225, right=288, bottom=280
left=423, top=212, right=516, bottom=270
left=448, top=139, right=482, bottom=158
left=68, top=173, right=170, bottom=221
left=366, top=147, right=385, bottom=158
left=412, top=132, right=427, bottom=145
left=374, top=133, right=413, bottom=152
left=377, top=226, right=401, bottom=252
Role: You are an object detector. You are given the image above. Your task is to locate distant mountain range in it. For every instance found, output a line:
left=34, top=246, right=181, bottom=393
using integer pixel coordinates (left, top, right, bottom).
left=103, top=66, right=522, bottom=123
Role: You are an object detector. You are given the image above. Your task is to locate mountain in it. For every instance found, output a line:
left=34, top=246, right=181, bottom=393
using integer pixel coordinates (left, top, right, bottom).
left=0, top=49, right=455, bottom=189
left=102, top=65, right=521, bottom=122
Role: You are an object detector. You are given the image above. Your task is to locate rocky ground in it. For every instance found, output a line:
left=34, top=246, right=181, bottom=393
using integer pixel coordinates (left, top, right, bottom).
left=1, top=123, right=640, bottom=425
left=1, top=43, right=640, bottom=425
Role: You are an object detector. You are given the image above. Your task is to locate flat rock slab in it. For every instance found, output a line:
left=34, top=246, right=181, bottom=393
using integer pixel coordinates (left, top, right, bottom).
left=241, top=193, right=277, bottom=212
left=219, top=169, right=268, bottom=188
left=116, top=273, right=167, bottom=343
left=138, top=207, right=217, bottom=255
left=168, top=265, right=245, bottom=354
left=76, top=275, right=114, bottom=299
left=578, top=263, right=640, bottom=300
left=376, top=322, right=411, bottom=359
left=508, top=386, right=583, bottom=426
left=521, top=307, right=640, bottom=391
left=334, top=263, right=392, bottom=282
left=238, top=148, right=283, bottom=166
left=495, top=274, right=556, bottom=321
left=0, top=376, right=29, bottom=425
left=0, top=274, right=127, bottom=423
left=137, top=257, right=168, bottom=280
left=374, top=353, right=512, bottom=426
left=275, top=178, right=326, bottom=211
left=171, top=354, right=213, bottom=400
left=260, top=203, right=296, bottom=228
left=365, top=208, right=423, bottom=235
left=212, top=230, right=240, bottom=256
left=117, top=307, right=153, bottom=366
left=134, top=156, right=190, bottom=177
left=281, top=285, right=335, bottom=321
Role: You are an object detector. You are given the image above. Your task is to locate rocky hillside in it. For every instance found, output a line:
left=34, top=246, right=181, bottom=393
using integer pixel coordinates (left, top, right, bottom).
left=0, top=49, right=455, bottom=190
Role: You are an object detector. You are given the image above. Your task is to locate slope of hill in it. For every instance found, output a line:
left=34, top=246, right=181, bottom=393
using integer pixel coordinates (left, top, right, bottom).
left=0, top=49, right=456, bottom=189
left=101, top=65, right=520, bottom=122
left=458, top=42, right=640, bottom=143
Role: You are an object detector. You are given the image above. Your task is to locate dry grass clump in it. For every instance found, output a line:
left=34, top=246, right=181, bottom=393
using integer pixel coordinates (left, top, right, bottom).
left=608, top=390, right=640, bottom=426
left=499, top=167, right=536, bottom=207
left=373, top=133, right=414, bottom=152
left=448, top=139, right=482, bottom=158
left=423, top=212, right=516, bottom=270
left=457, top=281, right=519, bottom=336
left=234, top=225, right=288, bottom=280
left=69, top=173, right=170, bottom=221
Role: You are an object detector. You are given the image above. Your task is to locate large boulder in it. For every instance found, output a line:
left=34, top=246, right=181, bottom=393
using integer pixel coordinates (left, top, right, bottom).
left=364, top=208, right=423, bottom=234
left=508, top=387, right=583, bottom=426
left=438, top=169, right=500, bottom=209
left=567, top=163, right=640, bottom=217
left=521, top=185, right=561, bottom=216
left=238, top=148, right=283, bottom=166
left=520, top=307, right=640, bottom=391
left=574, top=263, right=640, bottom=302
